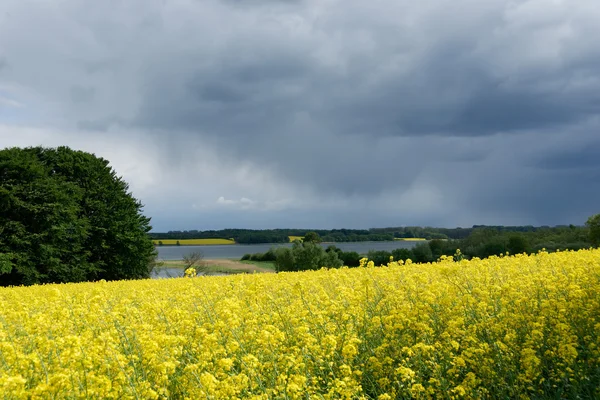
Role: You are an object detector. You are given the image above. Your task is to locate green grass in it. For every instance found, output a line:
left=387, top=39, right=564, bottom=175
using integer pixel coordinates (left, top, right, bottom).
left=155, top=259, right=275, bottom=275
left=154, top=263, right=244, bottom=275
left=239, top=260, right=277, bottom=271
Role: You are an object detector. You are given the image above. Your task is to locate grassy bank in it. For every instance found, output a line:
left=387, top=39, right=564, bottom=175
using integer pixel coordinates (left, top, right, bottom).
left=156, top=259, right=275, bottom=274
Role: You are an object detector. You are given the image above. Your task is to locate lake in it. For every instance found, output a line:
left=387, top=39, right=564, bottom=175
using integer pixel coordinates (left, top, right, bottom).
left=156, top=241, right=421, bottom=260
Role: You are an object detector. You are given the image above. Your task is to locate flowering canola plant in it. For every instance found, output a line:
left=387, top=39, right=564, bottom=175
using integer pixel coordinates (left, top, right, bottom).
left=0, top=249, right=599, bottom=399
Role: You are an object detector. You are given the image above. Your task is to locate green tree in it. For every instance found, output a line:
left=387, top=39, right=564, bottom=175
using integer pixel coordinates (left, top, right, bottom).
left=275, top=242, right=342, bottom=272
left=302, top=231, right=322, bottom=244
left=366, top=250, right=392, bottom=266
left=507, top=235, right=530, bottom=255
left=411, top=243, right=433, bottom=263
left=339, top=251, right=360, bottom=267
left=294, top=242, right=326, bottom=270
left=391, top=248, right=412, bottom=262
left=274, top=247, right=296, bottom=272
left=0, top=146, right=156, bottom=286
left=586, top=214, right=600, bottom=247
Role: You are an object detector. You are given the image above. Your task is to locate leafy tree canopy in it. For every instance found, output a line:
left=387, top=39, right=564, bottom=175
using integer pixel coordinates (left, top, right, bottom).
left=275, top=242, right=342, bottom=272
left=0, top=146, right=156, bottom=286
left=302, top=231, right=322, bottom=244
left=587, top=214, right=600, bottom=247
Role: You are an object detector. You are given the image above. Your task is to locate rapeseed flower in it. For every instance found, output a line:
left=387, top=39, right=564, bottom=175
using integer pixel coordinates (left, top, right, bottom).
left=0, top=249, right=598, bottom=398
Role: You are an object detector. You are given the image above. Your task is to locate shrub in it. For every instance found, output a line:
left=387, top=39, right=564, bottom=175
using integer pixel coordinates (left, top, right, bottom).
left=412, top=243, right=433, bottom=263
left=391, top=248, right=413, bottom=262
left=339, top=251, right=361, bottom=267
left=367, top=250, right=392, bottom=266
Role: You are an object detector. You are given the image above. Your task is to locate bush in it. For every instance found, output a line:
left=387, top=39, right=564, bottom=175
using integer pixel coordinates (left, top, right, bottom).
left=587, top=214, right=600, bottom=247
left=412, top=243, right=433, bottom=263
left=367, top=250, right=392, bottom=266
left=262, top=248, right=277, bottom=262
left=275, top=242, right=342, bottom=272
left=245, top=249, right=278, bottom=262
left=391, top=248, right=413, bottom=262
left=275, top=248, right=295, bottom=272
left=325, top=245, right=342, bottom=254
left=480, top=238, right=508, bottom=258
left=507, top=235, right=530, bottom=255
left=339, top=251, right=361, bottom=267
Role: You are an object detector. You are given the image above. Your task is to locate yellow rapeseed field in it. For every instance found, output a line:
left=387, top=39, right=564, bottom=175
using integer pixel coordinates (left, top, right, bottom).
left=153, top=239, right=236, bottom=246
left=288, top=236, right=304, bottom=242
left=0, top=249, right=599, bottom=399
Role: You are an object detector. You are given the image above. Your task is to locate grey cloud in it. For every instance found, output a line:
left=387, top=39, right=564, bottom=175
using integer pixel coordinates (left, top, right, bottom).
left=70, top=86, right=95, bottom=103
left=76, top=119, right=112, bottom=132
left=195, top=82, right=246, bottom=103
left=223, top=0, right=304, bottom=7
left=534, top=140, right=600, bottom=171
left=2, top=0, right=600, bottom=228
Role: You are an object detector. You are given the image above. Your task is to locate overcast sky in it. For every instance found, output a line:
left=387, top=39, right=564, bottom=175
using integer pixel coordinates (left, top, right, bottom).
left=1, top=0, right=599, bottom=231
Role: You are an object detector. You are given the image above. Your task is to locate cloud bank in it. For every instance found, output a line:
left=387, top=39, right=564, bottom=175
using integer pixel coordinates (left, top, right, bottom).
left=1, top=0, right=599, bottom=230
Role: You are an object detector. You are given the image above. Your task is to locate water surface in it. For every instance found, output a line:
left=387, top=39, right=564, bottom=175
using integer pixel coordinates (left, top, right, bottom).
left=156, top=241, right=421, bottom=260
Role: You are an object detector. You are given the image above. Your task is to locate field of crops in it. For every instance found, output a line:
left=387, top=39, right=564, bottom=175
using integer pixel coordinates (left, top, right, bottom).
left=288, top=236, right=304, bottom=242
left=0, top=249, right=599, bottom=399
left=153, top=238, right=236, bottom=246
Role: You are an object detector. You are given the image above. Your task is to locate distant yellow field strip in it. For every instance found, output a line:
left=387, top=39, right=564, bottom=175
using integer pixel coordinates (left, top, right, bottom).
left=394, top=237, right=427, bottom=241
left=288, top=236, right=304, bottom=242
left=153, top=238, right=236, bottom=245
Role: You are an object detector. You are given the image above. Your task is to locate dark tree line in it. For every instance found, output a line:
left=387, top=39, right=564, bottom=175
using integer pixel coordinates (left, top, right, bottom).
left=150, top=224, right=594, bottom=245
left=152, top=228, right=432, bottom=243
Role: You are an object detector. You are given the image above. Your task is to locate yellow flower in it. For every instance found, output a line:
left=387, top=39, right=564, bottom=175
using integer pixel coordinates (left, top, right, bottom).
left=0, top=248, right=598, bottom=398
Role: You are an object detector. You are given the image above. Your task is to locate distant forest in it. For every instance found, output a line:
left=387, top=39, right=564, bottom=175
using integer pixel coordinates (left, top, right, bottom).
left=149, top=225, right=586, bottom=245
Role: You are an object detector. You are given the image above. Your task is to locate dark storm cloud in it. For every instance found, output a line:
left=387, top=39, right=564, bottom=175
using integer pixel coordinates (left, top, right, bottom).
left=133, top=10, right=600, bottom=141
left=2, top=0, right=600, bottom=228
left=534, top=139, right=600, bottom=171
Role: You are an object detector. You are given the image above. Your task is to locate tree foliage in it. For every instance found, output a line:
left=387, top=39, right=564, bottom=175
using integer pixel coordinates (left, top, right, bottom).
left=0, top=146, right=156, bottom=286
left=587, top=214, right=600, bottom=247
left=274, top=242, right=342, bottom=272
left=302, top=231, right=322, bottom=244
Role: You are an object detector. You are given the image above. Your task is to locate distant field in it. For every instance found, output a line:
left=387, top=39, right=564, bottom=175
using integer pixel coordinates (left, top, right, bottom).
left=153, top=238, right=236, bottom=246
left=288, top=236, right=304, bottom=242
left=394, top=237, right=427, bottom=241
